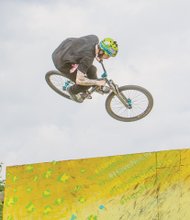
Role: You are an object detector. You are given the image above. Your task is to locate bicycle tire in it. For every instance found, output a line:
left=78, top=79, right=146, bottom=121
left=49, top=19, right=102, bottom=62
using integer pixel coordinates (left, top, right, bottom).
left=105, top=85, right=153, bottom=122
left=45, top=70, right=72, bottom=100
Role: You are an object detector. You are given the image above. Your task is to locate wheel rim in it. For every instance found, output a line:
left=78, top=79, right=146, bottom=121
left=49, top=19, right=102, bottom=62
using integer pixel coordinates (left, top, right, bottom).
left=49, top=74, right=72, bottom=95
left=110, top=89, right=150, bottom=119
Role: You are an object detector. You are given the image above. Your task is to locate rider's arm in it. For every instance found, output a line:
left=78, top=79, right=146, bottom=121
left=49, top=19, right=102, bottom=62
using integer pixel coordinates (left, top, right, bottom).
left=76, top=70, right=105, bottom=86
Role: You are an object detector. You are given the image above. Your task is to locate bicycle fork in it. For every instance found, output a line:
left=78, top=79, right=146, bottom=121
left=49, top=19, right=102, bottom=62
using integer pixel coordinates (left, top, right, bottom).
left=116, top=92, right=132, bottom=109
left=108, top=81, right=132, bottom=109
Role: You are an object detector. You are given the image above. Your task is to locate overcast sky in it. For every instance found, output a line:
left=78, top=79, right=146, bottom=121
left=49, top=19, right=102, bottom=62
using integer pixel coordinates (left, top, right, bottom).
left=1, top=0, right=190, bottom=178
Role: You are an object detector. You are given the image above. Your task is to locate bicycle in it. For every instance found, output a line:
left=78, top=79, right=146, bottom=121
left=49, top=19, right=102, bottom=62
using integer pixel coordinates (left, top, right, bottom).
left=45, top=61, right=153, bottom=122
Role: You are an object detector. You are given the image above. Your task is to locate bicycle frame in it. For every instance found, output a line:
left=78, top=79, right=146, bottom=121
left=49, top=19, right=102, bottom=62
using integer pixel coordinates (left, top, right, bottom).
left=62, top=61, right=131, bottom=108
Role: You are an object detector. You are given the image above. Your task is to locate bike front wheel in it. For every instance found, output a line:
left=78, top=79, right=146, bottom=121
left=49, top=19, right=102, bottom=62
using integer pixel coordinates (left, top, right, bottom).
left=105, top=85, right=153, bottom=122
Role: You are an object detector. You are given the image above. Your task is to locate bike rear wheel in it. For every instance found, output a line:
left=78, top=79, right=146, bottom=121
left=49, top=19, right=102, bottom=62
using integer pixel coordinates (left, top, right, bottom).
left=105, top=85, right=153, bottom=122
left=45, top=70, right=73, bottom=100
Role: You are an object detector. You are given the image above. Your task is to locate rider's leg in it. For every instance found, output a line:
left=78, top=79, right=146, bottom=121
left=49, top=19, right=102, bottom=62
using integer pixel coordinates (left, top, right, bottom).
left=55, top=67, right=84, bottom=103
left=52, top=56, right=84, bottom=102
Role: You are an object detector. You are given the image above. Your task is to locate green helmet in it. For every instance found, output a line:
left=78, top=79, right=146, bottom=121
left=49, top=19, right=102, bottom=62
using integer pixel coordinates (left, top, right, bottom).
left=99, top=38, right=118, bottom=57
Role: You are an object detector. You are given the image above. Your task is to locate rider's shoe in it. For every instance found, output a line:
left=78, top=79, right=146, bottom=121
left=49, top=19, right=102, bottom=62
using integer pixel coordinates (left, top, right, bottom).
left=96, top=86, right=110, bottom=94
left=67, top=87, right=84, bottom=103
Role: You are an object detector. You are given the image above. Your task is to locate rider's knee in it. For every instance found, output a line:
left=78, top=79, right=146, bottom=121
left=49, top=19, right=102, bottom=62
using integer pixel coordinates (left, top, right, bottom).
left=87, top=65, right=97, bottom=78
left=90, top=65, right=97, bottom=72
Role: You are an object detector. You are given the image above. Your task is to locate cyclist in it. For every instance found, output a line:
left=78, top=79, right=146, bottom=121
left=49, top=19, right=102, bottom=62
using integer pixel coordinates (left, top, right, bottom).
left=52, top=35, right=118, bottom=103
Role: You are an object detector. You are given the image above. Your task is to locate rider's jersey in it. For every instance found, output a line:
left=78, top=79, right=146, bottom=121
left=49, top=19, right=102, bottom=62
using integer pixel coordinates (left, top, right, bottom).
left=52, top=35, right=99, bottom=74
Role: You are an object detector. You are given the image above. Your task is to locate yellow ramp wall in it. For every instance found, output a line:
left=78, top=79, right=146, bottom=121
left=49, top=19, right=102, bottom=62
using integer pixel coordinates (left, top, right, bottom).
left=3, top=148, right=190, bottom=220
